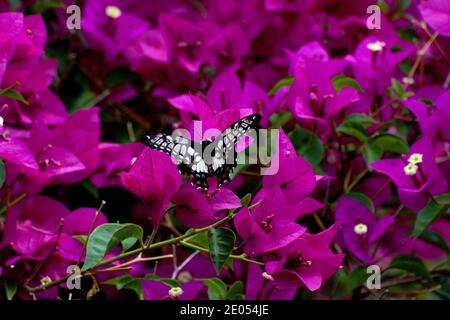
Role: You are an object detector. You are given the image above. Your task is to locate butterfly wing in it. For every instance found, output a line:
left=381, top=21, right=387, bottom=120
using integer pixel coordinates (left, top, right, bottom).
left=207, top=114, right=261, bottom=187
left=142, top=133, right=210, bottom=190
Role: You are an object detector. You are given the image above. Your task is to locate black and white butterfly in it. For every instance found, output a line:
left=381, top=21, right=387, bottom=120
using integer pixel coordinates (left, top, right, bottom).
left=142, top=114, right=261, bottom=191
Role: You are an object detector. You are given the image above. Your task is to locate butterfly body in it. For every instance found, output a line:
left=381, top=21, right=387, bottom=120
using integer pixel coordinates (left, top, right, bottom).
left=142, top=114, right=261, bottom=191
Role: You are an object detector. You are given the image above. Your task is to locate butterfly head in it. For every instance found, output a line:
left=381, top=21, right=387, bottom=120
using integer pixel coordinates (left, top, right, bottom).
left=141, top=134, right=154, bottom=146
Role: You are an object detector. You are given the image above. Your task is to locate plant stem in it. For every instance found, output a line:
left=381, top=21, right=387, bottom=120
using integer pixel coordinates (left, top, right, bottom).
left=77, top=200, right=106, bottom=266
left=179, top=240, right=264, bottom=266
left=27, top=210, right=239, bottom=293
left=345, top=169, right=369, bottom=193
left=0, top=193, right=26, bottom=216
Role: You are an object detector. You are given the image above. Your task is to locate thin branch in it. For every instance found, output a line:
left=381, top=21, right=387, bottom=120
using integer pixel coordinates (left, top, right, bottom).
left=179, top=240, right=264, bottom=266
left=345, top=169, right=369, bottom=193
left=26, top=218, right=65, bottom=285
left=27, top=208, right=240, bottom=293
left=0, top=193, right=26, bottom=216
left=171, top=251, right=199, bottom=280
left=77, top=200, right=106, bottom=266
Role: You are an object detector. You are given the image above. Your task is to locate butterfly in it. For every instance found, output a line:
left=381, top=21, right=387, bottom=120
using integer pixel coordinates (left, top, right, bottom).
left=142, top=114, right=261, bottom=191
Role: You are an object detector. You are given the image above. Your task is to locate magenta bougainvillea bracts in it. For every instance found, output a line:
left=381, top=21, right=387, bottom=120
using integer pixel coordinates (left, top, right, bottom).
left=0, top=0, right=449, bottom=301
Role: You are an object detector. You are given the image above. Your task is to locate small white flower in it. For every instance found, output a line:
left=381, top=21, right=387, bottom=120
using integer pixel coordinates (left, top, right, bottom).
left=402, top=77, right=414, bottom=85
left=404, top=162, right=418, bottom=176
left=40, top=276, right=52, bottom=286
left=262, top=272, right=274, bottom=281
left=105, top=5, right=122, bottom=19
left=408, top=153, right=423, bottom=165
left=168, top=287, right=183, bottom=298
left=366, top=40, right=386, bottom=52
left=353, top=223, right=368, bottom=235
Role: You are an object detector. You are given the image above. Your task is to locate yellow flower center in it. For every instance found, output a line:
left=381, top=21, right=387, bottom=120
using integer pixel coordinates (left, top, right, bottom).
left=366, top=41, right=386, bottom=52
left=354, top=223, right=368, bottom=235
left=40, top=276, right=52, bottom=286
left=404, top=162, right=418, bottom=176
left=105, top=5, right=122, bottom=19
left=408, top=153, right=423, bottom=165
left=262, top=272, right=274, bottom=281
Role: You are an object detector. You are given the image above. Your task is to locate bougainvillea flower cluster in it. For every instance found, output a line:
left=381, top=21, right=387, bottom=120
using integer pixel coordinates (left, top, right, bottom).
left=0, top=0, right=449, bottom=301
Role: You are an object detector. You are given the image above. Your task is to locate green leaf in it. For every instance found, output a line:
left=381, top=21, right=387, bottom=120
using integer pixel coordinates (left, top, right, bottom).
left=377, top=0, right=390, bottom=14
left=82, top=223, right=144, bottom=271
left=0, top=88, right=28, bottom=105
left=436, top=276, right=450, bottom=299
left=240, top=193, right=252, bottom=207
left=5, top=278, right=17, bottom=300
left=73, top=235, right=87, bottom=245
left=143, top=274, right=179, bottom=287
left=398, top=58, right=412, bottom=75
left=288, top=125, right=324, bottom=166
left=413, top=198, right=445, bottom=237
left=332, top=75, right=362, bottom=93
left=103, top=275, right=144, bottom=299
left=185, top=231, right=209, bottom=248
left=347, top=267, right=369, bottom=292
left=396, top=0, right=411, bottom=11
left=362, top=144, right=383, bottom=168
left=420, top=230, right=450, bottom=254
left=80, top=180, right=99, bottom=199
left=120, top=279, right=143, bottom=299
left=345, top=113, right=375, bottom=127
left=391, top=78, right=404, bottom=97
left=32, top=0, right=64, bottom=13
left=226, top=280, right=244, bottom=300
left=397, top=29, right=419, bottom=42
left=364, top=133, right=409, bottom=168
left=346, top=192, right=375, bottom=212
left=389, top=255, right=430, bottom=280
left=390, top=78, right=414, bottom=99
left=269, top=111, right=293, bottom=128
left=0, top=159, right=5, bottom=189
left=370, top=134, right=409, bottom=154
left=393, top=119, right=410, bottom=140
left=105, top=68, right=138, bottom=88
left=122, top=237, right=139, bottom=251
left=436, top=194, right=450, bottom=206
left=268, top=76, right=293, bottom=96
left=70, top=90, right=97, bottom=111
left=203, top=278, right=228, bottom=300
left=208, top=228, right=235, bottom=275
left=336, top=122, right=368, bottom=142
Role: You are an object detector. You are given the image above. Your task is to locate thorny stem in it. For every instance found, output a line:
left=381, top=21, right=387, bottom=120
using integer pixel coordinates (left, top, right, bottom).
left=77, top=200, right=106, bottom=266
left=144, top=228, right=158, bottom=248
left=98, top=254, right=174, bottom=273
left=27, top=207, right=257, bottom=293
left=405, top=31, right=439, bottom=87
